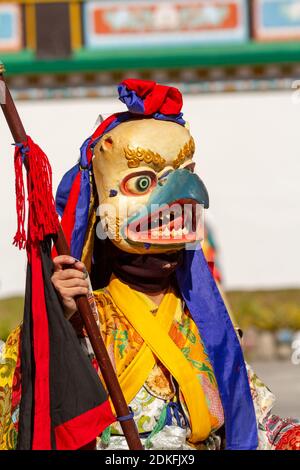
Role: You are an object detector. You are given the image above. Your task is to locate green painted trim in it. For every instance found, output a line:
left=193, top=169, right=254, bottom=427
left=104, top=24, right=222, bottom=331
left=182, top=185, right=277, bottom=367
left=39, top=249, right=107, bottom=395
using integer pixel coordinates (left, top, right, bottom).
left=1, top=41, right=300, bottom=76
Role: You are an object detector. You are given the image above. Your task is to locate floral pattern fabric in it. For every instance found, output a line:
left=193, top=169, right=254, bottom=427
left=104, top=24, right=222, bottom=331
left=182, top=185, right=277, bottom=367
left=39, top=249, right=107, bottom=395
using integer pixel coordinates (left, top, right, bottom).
left=93, top=287, right=226, bottom=448
left=1, top=295, right=299, bottom=450
left=247, top=364, right=300, bottom=450
left=94, top=287, right=300, bottom=451
left=0, top=326, right=21, bottom=450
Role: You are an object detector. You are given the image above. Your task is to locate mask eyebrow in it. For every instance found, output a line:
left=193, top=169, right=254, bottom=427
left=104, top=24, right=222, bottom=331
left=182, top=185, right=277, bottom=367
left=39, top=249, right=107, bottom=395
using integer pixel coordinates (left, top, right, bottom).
left=172, top=137, right=195, bottom=169
left=124, top=146, right=166, bottom=171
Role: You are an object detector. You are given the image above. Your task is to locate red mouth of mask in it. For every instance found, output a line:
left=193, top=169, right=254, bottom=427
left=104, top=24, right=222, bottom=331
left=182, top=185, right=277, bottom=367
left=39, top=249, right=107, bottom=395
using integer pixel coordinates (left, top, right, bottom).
left=125, top=199, right=203, bottom=245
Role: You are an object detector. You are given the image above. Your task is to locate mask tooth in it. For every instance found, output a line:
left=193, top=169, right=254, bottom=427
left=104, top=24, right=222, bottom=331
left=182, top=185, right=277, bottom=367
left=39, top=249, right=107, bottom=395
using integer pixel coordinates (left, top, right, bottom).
left=163, top=226, right=170, bottom=237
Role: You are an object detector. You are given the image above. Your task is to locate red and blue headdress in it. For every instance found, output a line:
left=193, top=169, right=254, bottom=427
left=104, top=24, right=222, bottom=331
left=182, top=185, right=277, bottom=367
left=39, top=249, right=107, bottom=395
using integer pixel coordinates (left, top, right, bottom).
left=56, top=78, right=185, bottom=261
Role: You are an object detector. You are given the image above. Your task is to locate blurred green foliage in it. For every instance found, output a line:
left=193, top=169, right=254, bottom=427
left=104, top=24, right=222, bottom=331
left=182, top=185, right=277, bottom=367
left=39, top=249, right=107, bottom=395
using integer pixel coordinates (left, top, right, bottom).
left=227, top=289, right=300, bottom=331
left=0, top=289, right=299, bottom=341
left=0, top=297, right=23, bottom=341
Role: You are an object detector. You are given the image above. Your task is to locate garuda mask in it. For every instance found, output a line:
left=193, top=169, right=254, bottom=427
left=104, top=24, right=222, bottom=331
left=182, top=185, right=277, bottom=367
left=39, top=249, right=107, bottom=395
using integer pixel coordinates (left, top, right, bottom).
left=56, top=79, right=209, bottom=264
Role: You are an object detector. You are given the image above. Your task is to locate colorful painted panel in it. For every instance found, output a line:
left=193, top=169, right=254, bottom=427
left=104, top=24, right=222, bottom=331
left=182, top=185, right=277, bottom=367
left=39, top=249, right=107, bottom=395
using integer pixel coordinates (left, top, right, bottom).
left=0, top=3, right=22, bottom=52
left=83, top=0, right=248, bottom=48
left=253, top=0, right=300, bottom=40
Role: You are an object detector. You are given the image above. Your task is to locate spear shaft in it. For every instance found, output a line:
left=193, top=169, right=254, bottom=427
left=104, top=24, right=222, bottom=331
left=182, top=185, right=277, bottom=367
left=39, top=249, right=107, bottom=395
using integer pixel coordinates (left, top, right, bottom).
left=0, top=65, right=143, bottom=450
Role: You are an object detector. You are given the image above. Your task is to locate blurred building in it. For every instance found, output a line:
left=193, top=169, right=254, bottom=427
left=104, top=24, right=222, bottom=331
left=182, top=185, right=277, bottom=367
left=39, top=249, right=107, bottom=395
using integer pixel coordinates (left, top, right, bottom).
left=1, top=0, right=300, bottom=98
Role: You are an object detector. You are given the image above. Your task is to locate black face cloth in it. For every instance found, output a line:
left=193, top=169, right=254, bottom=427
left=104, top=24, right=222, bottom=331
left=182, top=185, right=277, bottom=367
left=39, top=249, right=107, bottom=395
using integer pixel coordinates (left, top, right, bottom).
left=112, top=246, right=184, bottom=294
left=90, top=236, right=184, bottom=294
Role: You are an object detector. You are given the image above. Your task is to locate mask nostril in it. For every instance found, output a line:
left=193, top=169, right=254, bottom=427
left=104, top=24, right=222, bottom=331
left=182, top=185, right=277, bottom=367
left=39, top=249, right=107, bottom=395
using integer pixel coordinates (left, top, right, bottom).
left=158, top=169, right=173, bottom=186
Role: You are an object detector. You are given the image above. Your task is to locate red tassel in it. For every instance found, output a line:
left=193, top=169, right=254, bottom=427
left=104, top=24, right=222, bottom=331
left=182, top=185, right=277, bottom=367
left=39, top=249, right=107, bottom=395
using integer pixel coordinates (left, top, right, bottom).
left=13, top=136, right=59, bottom=249
left=13, top=144, right=26, bottom=249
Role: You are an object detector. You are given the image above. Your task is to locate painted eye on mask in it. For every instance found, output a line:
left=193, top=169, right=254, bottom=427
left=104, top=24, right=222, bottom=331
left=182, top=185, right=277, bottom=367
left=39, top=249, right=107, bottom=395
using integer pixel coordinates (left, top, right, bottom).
left=121, top=172, right=157, bottom=196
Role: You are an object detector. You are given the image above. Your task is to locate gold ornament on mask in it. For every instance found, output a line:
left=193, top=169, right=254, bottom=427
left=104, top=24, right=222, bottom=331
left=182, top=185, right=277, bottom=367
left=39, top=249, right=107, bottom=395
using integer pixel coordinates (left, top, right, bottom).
left=115, top=216, right=121, bottom=243
left=173, top=137, right=195, bottom=169
left=123, top=136, right=195, bottom=172
left=124, top=146, right=166, bottom=171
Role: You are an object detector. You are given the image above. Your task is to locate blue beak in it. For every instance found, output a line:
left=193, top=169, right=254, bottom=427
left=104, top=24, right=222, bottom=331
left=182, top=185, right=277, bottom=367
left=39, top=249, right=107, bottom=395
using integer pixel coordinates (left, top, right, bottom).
left=122, top=169, right=209, bottom=240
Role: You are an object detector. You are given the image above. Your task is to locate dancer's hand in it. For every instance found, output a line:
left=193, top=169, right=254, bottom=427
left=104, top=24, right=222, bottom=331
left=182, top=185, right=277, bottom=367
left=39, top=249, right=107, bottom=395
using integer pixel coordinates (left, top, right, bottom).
left=51, top=255, right=89, bottom=319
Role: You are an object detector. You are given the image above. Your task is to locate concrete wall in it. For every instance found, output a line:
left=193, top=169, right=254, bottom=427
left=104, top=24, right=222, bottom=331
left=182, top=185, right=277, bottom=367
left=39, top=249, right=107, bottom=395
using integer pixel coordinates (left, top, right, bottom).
left=0, top=90, right=299, bottom=297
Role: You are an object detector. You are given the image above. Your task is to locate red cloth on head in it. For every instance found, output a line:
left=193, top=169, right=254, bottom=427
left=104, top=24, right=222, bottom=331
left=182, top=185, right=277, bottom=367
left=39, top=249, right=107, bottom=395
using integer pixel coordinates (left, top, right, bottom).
left=122, top=78, right=183, bottom=116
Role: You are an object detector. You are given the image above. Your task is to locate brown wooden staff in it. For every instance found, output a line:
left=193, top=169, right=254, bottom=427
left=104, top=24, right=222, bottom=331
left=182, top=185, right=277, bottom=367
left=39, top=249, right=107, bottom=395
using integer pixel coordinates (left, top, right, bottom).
left=0, top=63, right=143, bottom=451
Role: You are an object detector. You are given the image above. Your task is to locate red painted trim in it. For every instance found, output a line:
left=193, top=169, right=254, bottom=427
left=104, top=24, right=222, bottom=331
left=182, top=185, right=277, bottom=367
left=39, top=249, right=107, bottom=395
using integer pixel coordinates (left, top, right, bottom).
left=31, top=243, right=51, bottom=449
left=54, top=400, right=115, bottom=450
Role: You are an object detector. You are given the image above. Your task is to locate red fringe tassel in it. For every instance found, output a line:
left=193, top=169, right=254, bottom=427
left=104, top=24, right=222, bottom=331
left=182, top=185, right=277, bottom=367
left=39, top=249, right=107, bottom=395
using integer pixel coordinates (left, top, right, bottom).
left=13, top=136, right=59, bottom=249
